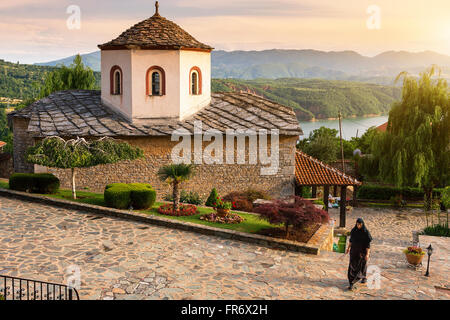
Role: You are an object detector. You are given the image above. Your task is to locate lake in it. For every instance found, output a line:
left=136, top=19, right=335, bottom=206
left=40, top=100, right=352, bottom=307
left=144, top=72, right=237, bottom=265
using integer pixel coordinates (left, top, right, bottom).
left=298, top=115, right=388, bottom=140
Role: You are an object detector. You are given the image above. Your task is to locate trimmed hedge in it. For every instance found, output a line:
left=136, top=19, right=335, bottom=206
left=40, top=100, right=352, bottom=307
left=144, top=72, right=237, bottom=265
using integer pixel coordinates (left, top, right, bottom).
left=104, top=183, right=156, bottom=210
left=357, top=185, right=443, bottom=201
left=9, top=173, right=60, bottom=194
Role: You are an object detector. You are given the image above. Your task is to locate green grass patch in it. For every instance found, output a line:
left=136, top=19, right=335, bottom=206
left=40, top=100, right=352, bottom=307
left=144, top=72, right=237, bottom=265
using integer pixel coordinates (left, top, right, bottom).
left=0, top=182, right=275, bottom=233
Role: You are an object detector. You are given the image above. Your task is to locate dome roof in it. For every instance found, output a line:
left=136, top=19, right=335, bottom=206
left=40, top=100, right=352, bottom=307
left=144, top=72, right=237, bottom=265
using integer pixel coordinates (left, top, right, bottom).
left=98, top=2, right=212, bottom=51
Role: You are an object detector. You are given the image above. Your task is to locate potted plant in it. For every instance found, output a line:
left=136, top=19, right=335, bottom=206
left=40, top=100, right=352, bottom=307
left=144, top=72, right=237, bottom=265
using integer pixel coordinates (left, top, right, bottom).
left=213, top=197, right=233, bottom=217
left=403, top=246, right=426, bottom=265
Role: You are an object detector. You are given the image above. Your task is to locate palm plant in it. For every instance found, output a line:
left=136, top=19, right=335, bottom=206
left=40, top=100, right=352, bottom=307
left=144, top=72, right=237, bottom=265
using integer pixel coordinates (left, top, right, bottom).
left=158, top=164, right=195, bottom=211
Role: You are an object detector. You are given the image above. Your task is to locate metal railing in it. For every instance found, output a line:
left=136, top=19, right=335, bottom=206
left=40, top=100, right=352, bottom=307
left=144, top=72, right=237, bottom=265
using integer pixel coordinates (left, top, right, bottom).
left=0, top=275, right=79, bottom=300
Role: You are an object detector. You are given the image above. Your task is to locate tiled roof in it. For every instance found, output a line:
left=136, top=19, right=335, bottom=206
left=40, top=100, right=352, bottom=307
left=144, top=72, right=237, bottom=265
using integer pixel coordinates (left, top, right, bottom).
left=9, top=90, right=302, bottom=137
left=0, top=141, right=6, bottom=148
left=98, top=11, right=212, bottom=51
left=376, top=122, right=388, bottom=132
left=295, top=151, right=361, bottom=186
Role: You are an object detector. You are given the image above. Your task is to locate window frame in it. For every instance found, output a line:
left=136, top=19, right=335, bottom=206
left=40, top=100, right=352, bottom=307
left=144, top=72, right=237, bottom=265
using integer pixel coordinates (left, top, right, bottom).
left=146, top=66, right=166, bottom=96
left=110, top=66, right=123, bottom=95
left=189, top=66, right=202, bottom=95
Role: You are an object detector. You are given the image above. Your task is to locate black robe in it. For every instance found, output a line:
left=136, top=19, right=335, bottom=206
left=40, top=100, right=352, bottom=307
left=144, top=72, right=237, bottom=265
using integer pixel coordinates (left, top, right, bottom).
left=347, top=220, right=373, bottom=285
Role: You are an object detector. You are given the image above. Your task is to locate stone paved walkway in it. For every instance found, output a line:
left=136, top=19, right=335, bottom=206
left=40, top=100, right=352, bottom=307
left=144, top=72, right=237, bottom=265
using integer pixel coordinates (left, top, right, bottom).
left=0, top=196, right=448, bottom=300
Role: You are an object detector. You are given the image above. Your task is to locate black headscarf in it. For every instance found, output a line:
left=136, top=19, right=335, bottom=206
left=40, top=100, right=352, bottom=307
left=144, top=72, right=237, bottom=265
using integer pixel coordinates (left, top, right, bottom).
left=350, top=218, right=373, bottom=248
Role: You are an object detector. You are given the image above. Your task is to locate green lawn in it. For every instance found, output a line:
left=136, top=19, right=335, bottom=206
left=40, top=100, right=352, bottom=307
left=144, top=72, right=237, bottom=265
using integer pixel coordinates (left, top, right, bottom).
left=0, top=184, right=274, bottom=233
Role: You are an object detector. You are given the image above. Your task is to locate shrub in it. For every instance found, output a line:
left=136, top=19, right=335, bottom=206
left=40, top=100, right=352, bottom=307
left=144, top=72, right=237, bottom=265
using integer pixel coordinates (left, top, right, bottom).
left=441, top=187, right=450, bottom=209
left=390, top=195, right=407, bottom=208
left=422, top=224, right=450, bottom=237
left=104, top=183, right=156, bottom=210
left=254, top=196, right=329, bottom=235
left=357, top=185, right=443, bottom=201
left=223, top=189, right=271, bottom=212
left=9, top=173, right=60, bottom=194
left=205, top=188, right=219, bottom=207
left=180, top=190, right=203, bottom=205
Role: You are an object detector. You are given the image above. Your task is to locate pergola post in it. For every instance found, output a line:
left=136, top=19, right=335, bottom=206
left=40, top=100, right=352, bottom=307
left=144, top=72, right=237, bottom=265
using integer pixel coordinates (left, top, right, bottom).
left=333, top=185, right=338, bottom=197
left=295, top=184, right=303, bottom=197
left=323, top=185, right=330, bottom=212
left=312, top=186, right=317, bottom=198
left=340, top=185, right=347, bottom=228
left=353, top=185, right=358, bottom=207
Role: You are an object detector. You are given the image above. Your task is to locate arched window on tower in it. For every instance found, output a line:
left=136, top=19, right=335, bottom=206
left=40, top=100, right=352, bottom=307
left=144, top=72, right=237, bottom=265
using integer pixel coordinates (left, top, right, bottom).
left=110, top=66, right=123, bottom=95
left=146, top=66, right=166, bottom=96
left=189, top=67, right=202, bottom=95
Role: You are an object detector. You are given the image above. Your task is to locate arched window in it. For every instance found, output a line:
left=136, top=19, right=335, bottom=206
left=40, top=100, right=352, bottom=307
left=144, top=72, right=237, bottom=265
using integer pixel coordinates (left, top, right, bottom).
left=189, top=67, right=202, bottom=95
left=110, top=66, right=123, bottom=95
left=146, top=66, right=166, bottom=96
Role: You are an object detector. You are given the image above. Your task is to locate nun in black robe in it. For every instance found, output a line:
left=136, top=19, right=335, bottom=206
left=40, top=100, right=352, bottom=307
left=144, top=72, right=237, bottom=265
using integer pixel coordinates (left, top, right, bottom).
left=347, top=218, right=372, bottom=289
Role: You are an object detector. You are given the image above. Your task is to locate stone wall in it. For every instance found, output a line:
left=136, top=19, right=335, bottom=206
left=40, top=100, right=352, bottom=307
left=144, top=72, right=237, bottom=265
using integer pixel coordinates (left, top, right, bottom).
left=0, top=153, right=13, bottom=178
left=12, top=118, right=35, bottom=173
left=39, top=135, right=297, bottom=200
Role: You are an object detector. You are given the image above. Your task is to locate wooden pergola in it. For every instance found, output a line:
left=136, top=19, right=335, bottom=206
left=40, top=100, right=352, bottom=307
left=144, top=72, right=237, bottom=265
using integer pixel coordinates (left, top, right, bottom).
left=294, top=151, right=362, bottom=228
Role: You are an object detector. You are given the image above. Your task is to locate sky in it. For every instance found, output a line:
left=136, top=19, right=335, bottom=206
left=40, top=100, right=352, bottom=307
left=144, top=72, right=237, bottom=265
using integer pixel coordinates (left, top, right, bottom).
left=1, top=0, right=449, bottom=64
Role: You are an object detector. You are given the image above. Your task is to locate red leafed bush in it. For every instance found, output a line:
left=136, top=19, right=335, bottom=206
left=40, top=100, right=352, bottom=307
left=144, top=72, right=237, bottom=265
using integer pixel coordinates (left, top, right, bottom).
left=158, top=204, right=198, bottom=216
left=254, top=196, right=329, bottom=234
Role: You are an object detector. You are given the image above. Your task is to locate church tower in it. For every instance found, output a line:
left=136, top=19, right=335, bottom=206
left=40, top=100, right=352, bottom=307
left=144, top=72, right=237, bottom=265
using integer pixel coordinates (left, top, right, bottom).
left=98, top=1, right=213, bottom=123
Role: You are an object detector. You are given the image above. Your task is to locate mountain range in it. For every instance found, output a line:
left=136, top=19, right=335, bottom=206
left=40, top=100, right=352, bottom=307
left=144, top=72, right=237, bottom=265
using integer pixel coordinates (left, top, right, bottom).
left=36, top=49, right=450, bottom=84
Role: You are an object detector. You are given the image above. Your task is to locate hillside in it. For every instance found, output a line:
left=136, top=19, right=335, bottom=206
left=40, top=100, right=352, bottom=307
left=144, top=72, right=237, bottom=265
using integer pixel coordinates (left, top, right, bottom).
left=212, top=78, right=401, bottom=121
left=0, top=60, right=400, bottom=121
left=36, top=49, right=450, bottom=83
left=0, top=59, right=100, bottom=101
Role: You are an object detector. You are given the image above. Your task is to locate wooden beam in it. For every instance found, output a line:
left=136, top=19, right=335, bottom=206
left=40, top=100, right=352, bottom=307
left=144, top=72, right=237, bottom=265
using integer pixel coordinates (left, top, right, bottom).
left=340, top=186, right=347, bottom=228
left=353, top=185, right=358, bottom=207
left=323, top=185, right=330, bottom=212
left=311, top=186, right=317, bottom=198
left=333, top=185, right=338, bottom=197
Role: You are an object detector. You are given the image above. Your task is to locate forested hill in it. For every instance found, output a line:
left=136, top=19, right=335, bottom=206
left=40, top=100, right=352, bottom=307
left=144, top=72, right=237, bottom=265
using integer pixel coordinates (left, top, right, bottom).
left=0, top=59, right=400, bottom=121
left=212, top=78, right=401, bottom=121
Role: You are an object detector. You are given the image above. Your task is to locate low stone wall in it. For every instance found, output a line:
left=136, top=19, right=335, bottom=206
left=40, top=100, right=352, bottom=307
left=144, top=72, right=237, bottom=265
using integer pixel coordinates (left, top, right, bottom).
left=0, top=188, right=332, bottom=255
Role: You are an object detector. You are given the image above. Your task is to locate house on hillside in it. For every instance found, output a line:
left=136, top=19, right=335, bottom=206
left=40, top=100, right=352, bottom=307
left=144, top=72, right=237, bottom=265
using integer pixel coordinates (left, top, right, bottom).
left=8, top=2, right=305, bottom=200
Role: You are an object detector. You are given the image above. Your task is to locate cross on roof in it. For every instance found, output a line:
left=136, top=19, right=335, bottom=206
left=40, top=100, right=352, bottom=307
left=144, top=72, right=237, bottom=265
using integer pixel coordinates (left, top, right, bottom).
left=155, top=1, right=159, bottom=15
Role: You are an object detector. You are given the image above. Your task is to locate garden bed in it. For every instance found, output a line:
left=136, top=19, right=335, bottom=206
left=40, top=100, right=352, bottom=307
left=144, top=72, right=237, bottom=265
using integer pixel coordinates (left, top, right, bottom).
left=257, top=224, right=321, bottom=243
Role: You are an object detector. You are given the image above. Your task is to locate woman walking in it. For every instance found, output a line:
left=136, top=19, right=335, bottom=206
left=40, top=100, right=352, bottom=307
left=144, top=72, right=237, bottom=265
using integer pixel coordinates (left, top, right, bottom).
left=346, top=218, right=372, bottom=290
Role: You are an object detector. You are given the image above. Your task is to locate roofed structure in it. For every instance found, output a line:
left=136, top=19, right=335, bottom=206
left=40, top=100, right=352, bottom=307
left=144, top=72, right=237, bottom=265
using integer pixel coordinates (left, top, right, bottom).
left=98, top=2, right=212, bottom=51
left=9, top=90, right=302, bottom=138
left=295, top=151, right=360, bottom=186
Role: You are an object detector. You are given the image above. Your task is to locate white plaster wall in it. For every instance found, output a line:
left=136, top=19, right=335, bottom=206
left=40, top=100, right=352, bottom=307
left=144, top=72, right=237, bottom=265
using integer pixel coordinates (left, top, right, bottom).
left=179, top=50, right=212, bottom=120
left=130, top=49, right=181, bottom=120
left=101, top=50, right=132, bottom=120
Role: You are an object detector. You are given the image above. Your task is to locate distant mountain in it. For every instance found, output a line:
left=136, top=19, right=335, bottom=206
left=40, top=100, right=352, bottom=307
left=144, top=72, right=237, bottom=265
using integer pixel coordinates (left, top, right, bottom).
left=212, top=78, right=402, bottom=121
left=36, top=51, right=101, bottom=72
left=35, top=49, right=450, bottom=84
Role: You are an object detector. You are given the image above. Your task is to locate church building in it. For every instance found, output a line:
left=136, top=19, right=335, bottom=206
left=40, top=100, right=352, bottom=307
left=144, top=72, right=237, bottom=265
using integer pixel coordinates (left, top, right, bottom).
left=9, top=2, right=303, bottom=200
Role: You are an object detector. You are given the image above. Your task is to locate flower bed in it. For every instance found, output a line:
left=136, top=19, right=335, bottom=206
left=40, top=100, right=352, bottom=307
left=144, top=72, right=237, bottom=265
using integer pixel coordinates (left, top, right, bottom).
left=158, top=203, right=198, bottom=217
left=200, top=212, right=244, bottom=224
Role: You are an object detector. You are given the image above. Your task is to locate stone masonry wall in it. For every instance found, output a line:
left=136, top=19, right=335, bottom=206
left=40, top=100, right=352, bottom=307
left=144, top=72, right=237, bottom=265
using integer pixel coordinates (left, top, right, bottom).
left=0, top=153, right=13, bottom=178
left=12, top=118, right=35, bottom=173
left=41, top=135, right=298, bottom=200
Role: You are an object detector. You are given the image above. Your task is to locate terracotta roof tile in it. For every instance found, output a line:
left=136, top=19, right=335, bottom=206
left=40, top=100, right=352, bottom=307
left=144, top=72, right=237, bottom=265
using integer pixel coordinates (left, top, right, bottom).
left=295, top=151, right=361, bottom=186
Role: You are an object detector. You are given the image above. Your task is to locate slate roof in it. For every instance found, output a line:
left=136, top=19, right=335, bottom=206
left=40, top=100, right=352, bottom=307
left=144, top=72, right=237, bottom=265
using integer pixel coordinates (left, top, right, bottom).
left=98, top=10, right=212, bottom=51
left=295, top=151, right=361, bottom=186
left=9, top=90, right=302, bottom=138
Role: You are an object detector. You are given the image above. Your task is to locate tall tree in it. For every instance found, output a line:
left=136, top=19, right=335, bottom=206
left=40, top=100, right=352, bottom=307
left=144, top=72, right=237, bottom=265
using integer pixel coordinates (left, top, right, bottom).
left=298, top=127, right=340, bottom=163
left=372, top=66, right=450, bottom=209
left=158, top=164, right=195, bottom=211
left=26, top=137, right=143, bottom=199
left=39, top=54, right=97, bottom=98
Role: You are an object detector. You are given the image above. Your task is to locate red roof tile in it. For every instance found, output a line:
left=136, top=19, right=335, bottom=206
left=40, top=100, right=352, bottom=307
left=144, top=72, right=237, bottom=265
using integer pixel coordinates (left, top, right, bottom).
left=295, top=151, right=361, bottom=186
left=0, top=141, right=6, bottom=148
left=376, top=122, right=388, bottom=132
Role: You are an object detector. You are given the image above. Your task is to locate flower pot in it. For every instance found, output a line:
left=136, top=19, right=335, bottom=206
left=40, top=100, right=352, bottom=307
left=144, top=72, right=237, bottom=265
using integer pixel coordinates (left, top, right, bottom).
left=215, top=208, right=230, bottom=217
left=405, top=253, right=424, bottom=265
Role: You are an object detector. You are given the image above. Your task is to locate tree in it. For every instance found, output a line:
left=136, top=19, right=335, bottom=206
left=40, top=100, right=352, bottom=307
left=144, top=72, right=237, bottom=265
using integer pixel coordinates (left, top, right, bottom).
left=39, top=54, right=97, bottom=98
left=158, top=164, right=195, bottom=212
left=26, top=137, right=143, bottom=199
left=351, top=126, right=380, bottom=154
left=298, top=127, right=340, bottom=163
left=372, top=66, right=450, bottom=209
left=254, top=196, right=329, bottom=236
